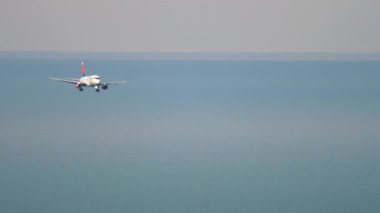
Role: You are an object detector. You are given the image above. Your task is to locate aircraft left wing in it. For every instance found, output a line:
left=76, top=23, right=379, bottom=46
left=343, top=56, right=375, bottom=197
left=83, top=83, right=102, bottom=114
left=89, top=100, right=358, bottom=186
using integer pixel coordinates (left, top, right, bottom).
left=49, top=77, right=79, bottom=84
left=101, top=80, right=128, bottom=86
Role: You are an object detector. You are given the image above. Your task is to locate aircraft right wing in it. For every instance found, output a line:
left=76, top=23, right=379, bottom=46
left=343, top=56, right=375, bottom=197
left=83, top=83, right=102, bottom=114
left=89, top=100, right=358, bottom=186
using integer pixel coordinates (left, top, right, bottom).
left=49, top=77, right=79, bottom=84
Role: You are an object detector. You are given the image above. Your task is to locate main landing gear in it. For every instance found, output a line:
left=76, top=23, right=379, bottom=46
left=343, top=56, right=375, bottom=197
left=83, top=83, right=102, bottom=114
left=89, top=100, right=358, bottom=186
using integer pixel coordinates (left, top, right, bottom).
left=95, top=86, right=100, bottom=92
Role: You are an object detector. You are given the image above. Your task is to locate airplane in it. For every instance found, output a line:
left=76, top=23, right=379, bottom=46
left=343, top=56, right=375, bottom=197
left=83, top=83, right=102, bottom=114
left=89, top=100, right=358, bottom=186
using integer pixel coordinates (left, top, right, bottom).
left=50, top=62, right=127, bottom=92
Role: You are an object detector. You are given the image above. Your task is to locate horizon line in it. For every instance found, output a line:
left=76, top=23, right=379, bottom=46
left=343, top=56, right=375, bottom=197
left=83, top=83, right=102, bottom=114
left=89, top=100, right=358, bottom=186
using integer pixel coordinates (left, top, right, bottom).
left=1, top=51, right=380, bottom=61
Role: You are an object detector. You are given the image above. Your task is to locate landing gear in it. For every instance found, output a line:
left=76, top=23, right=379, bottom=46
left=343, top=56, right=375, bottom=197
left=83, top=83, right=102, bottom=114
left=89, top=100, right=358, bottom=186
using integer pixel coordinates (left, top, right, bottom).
left=95, top=88, right=100, bottom=92
left=79, top=87, right=83, bottom=92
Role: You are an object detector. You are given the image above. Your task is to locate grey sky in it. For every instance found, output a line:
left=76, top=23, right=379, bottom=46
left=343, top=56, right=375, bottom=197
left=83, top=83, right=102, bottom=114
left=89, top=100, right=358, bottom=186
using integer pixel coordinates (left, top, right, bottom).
left=1, top=0, right=379, bottom=52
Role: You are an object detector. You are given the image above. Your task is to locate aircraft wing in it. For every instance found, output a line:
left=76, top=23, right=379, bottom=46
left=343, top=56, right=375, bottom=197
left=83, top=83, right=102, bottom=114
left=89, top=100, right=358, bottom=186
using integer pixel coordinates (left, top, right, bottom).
left=50, top=77, right=79, bottom=84
left=102, top=80, right=127, bottom=86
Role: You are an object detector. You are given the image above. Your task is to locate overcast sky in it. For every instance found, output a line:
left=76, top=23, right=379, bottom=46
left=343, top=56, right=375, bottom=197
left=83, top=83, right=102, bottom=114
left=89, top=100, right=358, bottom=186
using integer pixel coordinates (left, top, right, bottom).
left=1, top=0, right=379, bottom=52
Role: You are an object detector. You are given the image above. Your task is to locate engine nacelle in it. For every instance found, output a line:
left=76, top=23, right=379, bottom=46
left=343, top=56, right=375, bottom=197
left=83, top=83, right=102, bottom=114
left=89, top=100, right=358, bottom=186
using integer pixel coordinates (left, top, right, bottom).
left=75, top=83, right=83, bottom=91
left=102, top=85, right=108, bottom=90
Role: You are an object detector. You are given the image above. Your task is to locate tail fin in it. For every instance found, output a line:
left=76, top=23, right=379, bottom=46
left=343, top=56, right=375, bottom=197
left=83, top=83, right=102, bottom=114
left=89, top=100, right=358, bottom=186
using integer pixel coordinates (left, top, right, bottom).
left=81, top=62, right=86, bottom=77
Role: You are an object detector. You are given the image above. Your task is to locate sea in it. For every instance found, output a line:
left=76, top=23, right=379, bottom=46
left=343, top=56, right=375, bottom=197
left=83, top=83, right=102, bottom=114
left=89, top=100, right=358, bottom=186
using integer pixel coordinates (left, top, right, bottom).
left=0, top=58, right=379, bottom=212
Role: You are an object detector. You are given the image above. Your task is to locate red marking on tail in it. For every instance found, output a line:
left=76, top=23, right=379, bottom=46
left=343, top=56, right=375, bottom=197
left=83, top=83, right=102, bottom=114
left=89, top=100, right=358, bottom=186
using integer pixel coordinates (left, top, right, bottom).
left=81, top=62, right=86, bottom=76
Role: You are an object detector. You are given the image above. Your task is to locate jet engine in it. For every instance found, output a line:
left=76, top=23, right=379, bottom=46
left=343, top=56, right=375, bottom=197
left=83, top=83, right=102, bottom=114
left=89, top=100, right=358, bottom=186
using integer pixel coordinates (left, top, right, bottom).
left=75, top=83, right=83, bottom=91
left=102, top=85, right=108, bottom=90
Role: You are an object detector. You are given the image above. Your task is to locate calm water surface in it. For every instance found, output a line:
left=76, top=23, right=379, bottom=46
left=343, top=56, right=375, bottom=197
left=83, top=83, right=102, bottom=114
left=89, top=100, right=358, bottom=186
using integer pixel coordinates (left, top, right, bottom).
left=0, top=60, right=379, bottom=212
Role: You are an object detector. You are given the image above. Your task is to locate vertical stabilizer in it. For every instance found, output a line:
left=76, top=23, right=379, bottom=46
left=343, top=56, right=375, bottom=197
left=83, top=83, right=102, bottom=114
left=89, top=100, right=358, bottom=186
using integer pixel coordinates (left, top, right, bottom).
left=81, top=62, right=86, bottom=76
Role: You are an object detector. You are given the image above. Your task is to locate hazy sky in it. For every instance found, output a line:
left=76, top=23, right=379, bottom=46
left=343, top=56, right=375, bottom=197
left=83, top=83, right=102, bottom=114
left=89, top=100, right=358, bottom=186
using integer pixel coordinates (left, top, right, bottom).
left=1, top=0, right=379, bottom=52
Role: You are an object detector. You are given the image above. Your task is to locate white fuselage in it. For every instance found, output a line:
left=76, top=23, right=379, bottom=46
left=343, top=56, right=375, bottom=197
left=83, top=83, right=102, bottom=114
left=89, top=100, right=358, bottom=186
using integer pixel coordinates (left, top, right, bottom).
left=79, top=75, right=102, bottom=87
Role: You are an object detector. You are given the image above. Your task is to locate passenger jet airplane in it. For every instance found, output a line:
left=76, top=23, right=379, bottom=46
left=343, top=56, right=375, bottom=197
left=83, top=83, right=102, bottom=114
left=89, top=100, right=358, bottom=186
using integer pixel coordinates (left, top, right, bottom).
left=50, top=62, right=127, bottom=92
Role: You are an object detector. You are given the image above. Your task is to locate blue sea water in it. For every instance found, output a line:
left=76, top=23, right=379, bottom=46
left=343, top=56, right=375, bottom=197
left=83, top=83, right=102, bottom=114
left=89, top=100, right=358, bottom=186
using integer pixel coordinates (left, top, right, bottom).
left=0, top=59, right=379, bottom=212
